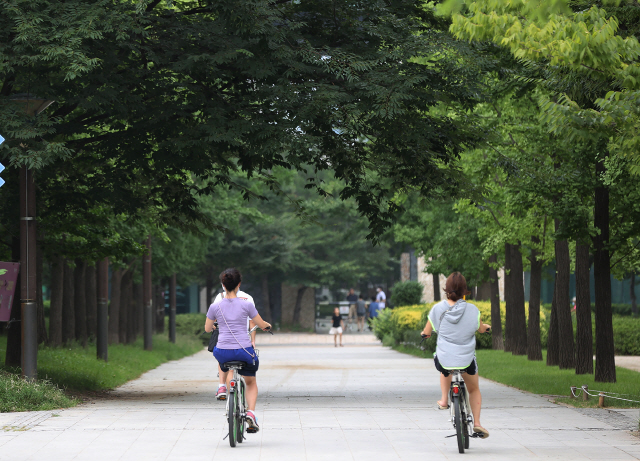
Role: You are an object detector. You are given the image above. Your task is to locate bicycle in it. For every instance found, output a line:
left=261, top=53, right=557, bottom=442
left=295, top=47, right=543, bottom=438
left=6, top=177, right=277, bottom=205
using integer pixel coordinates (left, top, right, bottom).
left=223, top=325, right=272, bottom=447
left=421, top=329, right=490, bottom=454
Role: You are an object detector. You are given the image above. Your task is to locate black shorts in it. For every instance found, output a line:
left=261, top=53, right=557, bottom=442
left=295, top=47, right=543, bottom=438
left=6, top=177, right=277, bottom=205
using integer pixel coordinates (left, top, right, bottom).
left=434, top=354, right=477, bottom=377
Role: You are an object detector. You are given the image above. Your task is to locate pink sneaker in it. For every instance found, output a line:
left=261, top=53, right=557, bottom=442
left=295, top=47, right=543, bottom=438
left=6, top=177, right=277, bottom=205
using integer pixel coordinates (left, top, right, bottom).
left=246, top=410, right=260, bottom=433
left=216, top=386, right=227, bottom=401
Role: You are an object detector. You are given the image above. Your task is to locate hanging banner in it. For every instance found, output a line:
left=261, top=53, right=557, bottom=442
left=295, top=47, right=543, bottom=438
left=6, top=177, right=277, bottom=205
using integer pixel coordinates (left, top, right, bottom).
left=0, top=262, right=20, bottom=322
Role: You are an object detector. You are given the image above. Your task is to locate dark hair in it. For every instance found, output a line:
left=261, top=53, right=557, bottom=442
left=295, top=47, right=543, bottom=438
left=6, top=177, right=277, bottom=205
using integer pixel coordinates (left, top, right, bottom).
left=371, top=296, right=376, bottom=302
left=444, top=272, right=469, bottom=302
left=359, top=294, right=363, bottom=299
left=220, top=268, right=242, bottom=292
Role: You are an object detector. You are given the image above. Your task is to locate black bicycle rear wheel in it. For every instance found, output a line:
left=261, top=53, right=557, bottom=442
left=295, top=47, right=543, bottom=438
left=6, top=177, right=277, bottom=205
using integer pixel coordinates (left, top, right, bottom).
left=237, top=387, right=245, bottom=443
left=228, top=391, right=237, bottom=447
left=464, top=417, right=470, bottom=449
left=453, top=395, right=465, bottom=453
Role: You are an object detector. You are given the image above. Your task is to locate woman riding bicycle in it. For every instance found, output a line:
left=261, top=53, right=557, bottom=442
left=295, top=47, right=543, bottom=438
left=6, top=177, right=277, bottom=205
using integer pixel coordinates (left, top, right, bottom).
left=205, top=268, right=271, bottom=433
left=421, top=272, right=491, bottom=439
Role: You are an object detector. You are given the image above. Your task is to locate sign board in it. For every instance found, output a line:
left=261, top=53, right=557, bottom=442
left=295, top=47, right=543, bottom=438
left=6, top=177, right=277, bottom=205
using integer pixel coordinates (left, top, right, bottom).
left=0, top=262, right=20, bottom=322
left=339, top=301, right=350, bottom=315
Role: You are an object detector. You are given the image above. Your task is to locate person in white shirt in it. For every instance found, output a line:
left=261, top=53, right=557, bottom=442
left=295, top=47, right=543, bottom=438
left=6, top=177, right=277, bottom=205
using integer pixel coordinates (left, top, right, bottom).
left=376, top=286, right=386, bottom=308
left=210, top=286, right=257, bottom=400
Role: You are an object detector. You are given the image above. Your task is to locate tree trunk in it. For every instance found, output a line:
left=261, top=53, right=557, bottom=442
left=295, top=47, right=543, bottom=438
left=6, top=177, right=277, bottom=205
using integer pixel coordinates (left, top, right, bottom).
left=119, top=269, right=133, bottom=344
left=292, top=286, right=307, bottom=325
left=631, top=273, right=638, bottom=316
left=593, top=159, right=616, bottom=382
left=5, top=237, right=22, bottom=367
left=504, top=243, right=513, bottom=352
left=261, top=274, right=272, bottom=323
left=134, top=282, right=144, bottom=337
left=74, top=259, right=88, bottom=347
left=433, top=273, right=441, bottom=301
left=85, top=263, right=97, bottom=341
left=62, top=260, right=76, bottom=345
left=547, top=272, right=560, bottom=366
left=554, top=234, right=575, bottom=369
left=510, top=242, right=528, bottom=355
left=575, top=241, right=593, bottom=375
left=488, top=254, right=504, bottom=350
left=527, top=240, right=543, bottom=361
left=108, top=268, right=124, bottom=344
left=48, top=255, right=64, bottom=347
left=155, top=284, right=165, bottom=333
left=36, top=241, right=47, bottom=345
left=127, top=278, right=137, bottom=344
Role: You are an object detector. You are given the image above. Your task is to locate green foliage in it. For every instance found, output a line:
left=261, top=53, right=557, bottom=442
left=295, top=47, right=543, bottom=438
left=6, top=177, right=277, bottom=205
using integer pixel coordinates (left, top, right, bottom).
left=390, top=281, right=424, bottom=307
left=612, top=316, right=640, bottom=355
left=0, top=370, right=77, bottom=413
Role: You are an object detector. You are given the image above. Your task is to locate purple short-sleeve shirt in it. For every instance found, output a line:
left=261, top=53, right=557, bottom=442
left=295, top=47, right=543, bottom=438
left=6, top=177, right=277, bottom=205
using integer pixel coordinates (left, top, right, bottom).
left=207, top=298, right=259, bottom=349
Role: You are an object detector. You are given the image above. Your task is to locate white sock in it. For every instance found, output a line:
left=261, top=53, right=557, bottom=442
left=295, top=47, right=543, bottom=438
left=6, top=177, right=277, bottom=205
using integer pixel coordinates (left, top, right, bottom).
left=218, top=383, right=226, bottom=389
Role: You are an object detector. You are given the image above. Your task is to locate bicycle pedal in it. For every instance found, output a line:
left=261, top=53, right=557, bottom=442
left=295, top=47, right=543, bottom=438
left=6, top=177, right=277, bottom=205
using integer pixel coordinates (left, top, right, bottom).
left=223, top=433, right=229, bottom=440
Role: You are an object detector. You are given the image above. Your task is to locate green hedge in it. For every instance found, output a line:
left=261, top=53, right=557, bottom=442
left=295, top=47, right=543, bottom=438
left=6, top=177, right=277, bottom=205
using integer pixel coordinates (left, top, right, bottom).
left=376, top=303, right=640, bottom=356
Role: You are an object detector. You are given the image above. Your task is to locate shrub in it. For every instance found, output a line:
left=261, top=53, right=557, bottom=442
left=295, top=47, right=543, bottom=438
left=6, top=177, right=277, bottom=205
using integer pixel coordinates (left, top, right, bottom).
left=612, top=316, right=640, bottom=355
left=390, top=281, right=423, bottom=307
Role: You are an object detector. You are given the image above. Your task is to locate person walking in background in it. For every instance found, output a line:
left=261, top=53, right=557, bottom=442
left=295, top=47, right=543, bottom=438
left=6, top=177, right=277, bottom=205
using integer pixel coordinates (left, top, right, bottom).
left=356, top=294, right=366, bottom=332
left=376, top=286, right=386, bottom=308
left=368, top=296, right=379, bottom=330
left=330, top=307, right=345, bottom=347
left=346, top=288, right=358, bottom=331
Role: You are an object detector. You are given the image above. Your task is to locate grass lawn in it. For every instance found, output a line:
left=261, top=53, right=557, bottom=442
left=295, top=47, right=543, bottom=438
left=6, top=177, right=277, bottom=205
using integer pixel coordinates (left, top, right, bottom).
left=392, top=345, right=640, bottom=409
left=0, top=333, right=204, bottom=412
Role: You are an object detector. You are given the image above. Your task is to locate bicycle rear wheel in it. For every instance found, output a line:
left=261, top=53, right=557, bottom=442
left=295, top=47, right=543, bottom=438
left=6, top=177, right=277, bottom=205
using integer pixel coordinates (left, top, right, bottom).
left=237, top=386, right=245, bottom=443
left=228, top=391, right=237, bottom=447
left=453, top=395, right=465, bottom=453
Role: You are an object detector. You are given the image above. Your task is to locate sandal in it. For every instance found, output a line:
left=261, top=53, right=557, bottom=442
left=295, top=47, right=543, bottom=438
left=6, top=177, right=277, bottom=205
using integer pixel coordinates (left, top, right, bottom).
left=437, top=401, right=449, bottom=410
left=473, top=426, right=489, bottom=439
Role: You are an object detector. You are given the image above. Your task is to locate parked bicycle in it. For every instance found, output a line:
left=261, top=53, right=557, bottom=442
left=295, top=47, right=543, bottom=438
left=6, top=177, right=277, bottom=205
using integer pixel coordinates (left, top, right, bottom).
left=224, top=324, right=272, bottom=447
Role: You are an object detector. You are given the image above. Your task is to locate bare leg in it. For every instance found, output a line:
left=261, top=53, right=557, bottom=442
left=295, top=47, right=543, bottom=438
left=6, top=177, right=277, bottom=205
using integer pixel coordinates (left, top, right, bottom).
left=339, top=332, right=343, bottom=346
left=439, top=373, right=452, bottom=407
left=463, top=373, right=483, bottom=428
left=244, top=376, right=258, bottom=411
left=219, top=364, right=228, bottom=385
left=334, top=333, right=337, bottom=346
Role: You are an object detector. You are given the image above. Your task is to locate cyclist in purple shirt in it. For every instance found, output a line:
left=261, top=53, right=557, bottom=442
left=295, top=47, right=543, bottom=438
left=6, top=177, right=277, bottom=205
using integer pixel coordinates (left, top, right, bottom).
left=205, top=268, right=271, bottom=433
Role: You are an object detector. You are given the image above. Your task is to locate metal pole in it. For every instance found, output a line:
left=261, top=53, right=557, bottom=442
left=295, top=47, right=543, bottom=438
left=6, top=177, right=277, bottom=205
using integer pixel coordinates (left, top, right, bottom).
left=97, top=257, right=109, bottom=361
left=169, top=273, right=176, bottom=343
left=143, top=235, right=153, bottom=350
left=20, top=166, right=37, bottom=380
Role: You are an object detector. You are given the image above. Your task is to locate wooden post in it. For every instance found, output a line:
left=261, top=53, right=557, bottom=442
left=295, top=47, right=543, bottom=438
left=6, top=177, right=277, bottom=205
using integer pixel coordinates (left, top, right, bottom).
left=598, top=393, right=605, bottom=408
left=570, top=386, right=577, bottom=399
left=582, top=385, right=589, bottom=401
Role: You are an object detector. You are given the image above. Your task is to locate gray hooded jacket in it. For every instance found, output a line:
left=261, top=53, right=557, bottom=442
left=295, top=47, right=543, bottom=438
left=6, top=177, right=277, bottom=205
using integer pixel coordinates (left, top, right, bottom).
left=428, top=299, right=480, bottom=369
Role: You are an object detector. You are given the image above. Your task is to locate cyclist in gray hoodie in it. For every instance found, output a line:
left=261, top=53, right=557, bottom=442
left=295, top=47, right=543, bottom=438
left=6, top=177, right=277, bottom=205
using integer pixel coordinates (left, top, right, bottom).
left=422, top=272, right=491, bottom=439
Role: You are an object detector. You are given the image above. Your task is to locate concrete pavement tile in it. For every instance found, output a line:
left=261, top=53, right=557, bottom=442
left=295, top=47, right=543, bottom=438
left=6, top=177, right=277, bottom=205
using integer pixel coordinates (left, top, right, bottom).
left=119, top=429, right=182, bottom=461
left=0, top=431, right=60, bottom=460
left=254, top=428, right=305, bottom=460
left=343, top=429, right=401, bottom=461
left=367, top=409, right=419, bottom=430
left=73, top=429, right=143, bottom=460
left=25, top=430, right=102, bottom=461
left=262, top=409, right=301, bottom=429
left=299, top=409, right=340, bottom=429
left=166, top=429, right=216, bottom=461
left=300, top=428, right=354, bottom=461
left=334, top=409, right=379, bottom=430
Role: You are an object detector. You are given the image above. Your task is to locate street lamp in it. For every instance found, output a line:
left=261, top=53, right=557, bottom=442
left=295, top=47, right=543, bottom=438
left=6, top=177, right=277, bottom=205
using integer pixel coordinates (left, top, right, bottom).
left=10, top=94, right=55, bottom=380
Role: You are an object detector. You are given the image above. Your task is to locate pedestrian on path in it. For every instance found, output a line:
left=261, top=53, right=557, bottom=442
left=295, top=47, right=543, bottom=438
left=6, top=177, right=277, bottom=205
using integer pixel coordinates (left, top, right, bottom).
left=367, top=296, right=379, bottom=330
left=330, top=307, right=345, bottom=347
left=205, top=268, right=271, bottom=433
left=376, top=286, right=386, bottom=308
left=356, top=294, right=366, bottom=332
left=346, top=288, right=358, bottom=331
left=421, top=272, right=491, bottom=439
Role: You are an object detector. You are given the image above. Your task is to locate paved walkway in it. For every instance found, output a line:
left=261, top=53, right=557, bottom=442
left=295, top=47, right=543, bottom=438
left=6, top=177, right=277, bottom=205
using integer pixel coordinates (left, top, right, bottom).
left=0, top=333, right=638, bottom=460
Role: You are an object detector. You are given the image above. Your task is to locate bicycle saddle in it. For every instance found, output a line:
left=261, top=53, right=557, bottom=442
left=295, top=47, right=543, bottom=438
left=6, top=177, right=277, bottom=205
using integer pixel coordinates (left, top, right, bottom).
left=223, top=361, right=246, bottom=369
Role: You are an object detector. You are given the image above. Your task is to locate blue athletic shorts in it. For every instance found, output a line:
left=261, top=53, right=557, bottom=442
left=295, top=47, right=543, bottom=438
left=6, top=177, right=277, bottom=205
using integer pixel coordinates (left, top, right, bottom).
left=213, top=347, right=259, bottom=377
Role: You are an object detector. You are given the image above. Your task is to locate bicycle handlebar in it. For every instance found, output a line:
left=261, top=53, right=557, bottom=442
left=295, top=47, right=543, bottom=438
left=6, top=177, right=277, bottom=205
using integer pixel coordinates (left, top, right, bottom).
left=249, top=325, right=274, bottom=335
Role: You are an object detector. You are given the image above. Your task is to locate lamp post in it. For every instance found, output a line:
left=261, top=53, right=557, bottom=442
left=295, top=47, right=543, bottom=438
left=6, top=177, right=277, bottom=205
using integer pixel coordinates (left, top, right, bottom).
left=10, top=94, right=55, bottom=380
